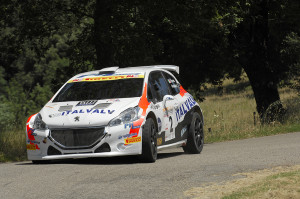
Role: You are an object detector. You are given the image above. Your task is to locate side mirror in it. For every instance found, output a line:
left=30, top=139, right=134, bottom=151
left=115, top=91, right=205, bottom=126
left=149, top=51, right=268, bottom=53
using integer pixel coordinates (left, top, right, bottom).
left=163, top=95, right=174, bottom=116
left=163, top=95, right=174, bottom=103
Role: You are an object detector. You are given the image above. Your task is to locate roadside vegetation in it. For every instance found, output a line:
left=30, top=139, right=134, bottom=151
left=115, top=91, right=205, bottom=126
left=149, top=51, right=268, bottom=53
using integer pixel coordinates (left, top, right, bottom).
left=200, top=77, right=300, bottom=144
left=0, top=129, right=26, bottom=162
left=1, top=77, right=299, bottom=163
left=185, top=165, right=300, bottom=198
left=222, top=167, right=300, bottom=199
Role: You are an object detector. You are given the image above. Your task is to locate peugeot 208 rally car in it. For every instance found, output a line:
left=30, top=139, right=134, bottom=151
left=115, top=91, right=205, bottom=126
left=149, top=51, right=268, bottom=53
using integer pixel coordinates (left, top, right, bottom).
left=26, top=65, right=204, bottom=163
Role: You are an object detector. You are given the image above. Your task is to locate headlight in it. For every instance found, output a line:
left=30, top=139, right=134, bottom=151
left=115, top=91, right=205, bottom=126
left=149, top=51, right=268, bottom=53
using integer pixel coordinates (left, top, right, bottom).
left=108, top=106, right=140, bottom=127
left=33, top=113, right=48, bottom=130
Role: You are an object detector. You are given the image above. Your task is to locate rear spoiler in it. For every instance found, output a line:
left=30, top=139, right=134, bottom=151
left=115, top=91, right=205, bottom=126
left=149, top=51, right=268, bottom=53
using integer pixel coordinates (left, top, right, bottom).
left=152, top=65, right=179, bottom=74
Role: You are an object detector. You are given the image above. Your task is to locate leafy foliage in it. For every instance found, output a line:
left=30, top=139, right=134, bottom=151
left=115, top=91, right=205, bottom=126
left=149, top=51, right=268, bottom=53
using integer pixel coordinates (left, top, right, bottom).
left=0, top=0, right=299, bottom=130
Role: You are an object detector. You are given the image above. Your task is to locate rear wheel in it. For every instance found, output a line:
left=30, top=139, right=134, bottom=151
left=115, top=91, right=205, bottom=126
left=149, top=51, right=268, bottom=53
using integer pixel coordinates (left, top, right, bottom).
left=139, top=118, right=157, bottom=162
left=183, top=112, right=204, bottom=154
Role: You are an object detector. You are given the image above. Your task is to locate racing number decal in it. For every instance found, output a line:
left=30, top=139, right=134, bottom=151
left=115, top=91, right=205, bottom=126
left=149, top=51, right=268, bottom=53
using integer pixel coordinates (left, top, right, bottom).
left=169, top=116, right=173, bottom=133
left=165, top=115, right=176, bottom=142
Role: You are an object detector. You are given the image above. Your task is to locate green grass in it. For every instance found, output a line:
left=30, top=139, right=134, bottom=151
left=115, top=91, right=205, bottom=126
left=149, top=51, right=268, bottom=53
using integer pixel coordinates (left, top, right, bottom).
left=0, top=129, right=27, bottom=162
left=200, top=78, right=300, bottom=144
left=222, top=169, right=300, bottom=199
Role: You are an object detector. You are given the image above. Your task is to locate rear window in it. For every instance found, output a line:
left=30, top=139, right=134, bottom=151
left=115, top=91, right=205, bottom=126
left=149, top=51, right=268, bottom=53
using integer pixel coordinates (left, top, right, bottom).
left=53, top=77, right=144, bottom=102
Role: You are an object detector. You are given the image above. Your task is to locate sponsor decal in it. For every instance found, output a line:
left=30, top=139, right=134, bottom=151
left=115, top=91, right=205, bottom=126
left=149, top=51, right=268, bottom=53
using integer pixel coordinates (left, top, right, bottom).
left=118, top=133, right=138, bottom=139
left=106, top=99, right=120, bottom=102
left=124, top=123, right=140, bottom=129
left=72, top=78, right=84, bottom=82
left=45, top=105, right=55, bottom=109
left=176, top=96, right=197, bottom=121
left=168, top=79, right=179, bottom=89
left=181, top=125, right=187, bottom=137
left=76, top=100, right=98, bottom=106
left=157, top=137, right=162, bottom=146
left=28, top=128, right=37, bottom=136
left=49, top=109, right=115, bottom=118
left=77, top=73, right=143, bottom=78
left=27, top=140, right=40, bottom=144
left=26, top=114, right=41, bottom=150
left=157, top=117, right=162, bottom=132
left=26, top=144, right=36, bottom=150
left=124, top=136, right=141, bottom=144
left=68, top=74, right=144, bottom=83
left=168, top=79, right=175, bottom=83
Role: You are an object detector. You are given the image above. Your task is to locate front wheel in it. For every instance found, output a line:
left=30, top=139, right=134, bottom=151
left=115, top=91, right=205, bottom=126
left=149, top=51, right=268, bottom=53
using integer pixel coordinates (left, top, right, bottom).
left=183, top=112, right=204, bottom=154
left=139, top=118, right=157, bottom=163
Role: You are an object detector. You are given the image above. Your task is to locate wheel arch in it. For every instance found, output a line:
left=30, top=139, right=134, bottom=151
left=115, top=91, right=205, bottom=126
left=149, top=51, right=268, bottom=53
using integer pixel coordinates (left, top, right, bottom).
left=145, top=111, right=158, bottom=131
left=192, top=106, right=204, bottom=125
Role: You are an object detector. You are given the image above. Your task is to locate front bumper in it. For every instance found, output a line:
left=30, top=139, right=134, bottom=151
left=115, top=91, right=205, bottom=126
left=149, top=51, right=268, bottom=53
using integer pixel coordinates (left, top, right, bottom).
left=26, top=119, right=143, bottom=161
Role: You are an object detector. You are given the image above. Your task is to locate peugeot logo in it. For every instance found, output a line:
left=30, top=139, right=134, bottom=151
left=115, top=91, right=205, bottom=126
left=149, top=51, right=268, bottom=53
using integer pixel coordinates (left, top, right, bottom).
left=74, top=116, right=80, bottom=122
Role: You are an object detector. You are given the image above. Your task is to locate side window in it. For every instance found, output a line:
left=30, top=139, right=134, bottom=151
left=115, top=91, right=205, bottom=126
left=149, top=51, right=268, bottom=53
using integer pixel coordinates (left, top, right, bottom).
left=163, top=72, right=180, bottom=95
left=148, top=71, right=171, bottom=102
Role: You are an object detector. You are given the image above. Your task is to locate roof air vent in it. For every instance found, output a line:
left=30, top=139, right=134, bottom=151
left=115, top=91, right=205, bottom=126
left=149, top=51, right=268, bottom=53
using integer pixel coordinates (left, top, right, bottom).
left=98, top=66, right=119, bottom=75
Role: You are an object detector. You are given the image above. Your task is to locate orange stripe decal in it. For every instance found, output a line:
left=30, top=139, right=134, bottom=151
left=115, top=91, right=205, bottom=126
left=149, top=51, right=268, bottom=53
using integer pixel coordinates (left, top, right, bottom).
left=179, top=85, right=187, bottom=97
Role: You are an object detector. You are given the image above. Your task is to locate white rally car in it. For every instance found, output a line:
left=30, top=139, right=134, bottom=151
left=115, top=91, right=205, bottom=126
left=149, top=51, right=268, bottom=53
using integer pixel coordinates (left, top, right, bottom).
left=26, top=65, right=204, bottom=163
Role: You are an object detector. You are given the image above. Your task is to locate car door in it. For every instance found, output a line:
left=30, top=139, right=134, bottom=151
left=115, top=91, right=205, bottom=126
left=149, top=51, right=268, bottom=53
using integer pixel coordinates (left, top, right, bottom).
left=147, top=71, right=180, bottom=144
left=163, top=72, right=198, bottom=142
left=161, top=72, right=183, bottom=142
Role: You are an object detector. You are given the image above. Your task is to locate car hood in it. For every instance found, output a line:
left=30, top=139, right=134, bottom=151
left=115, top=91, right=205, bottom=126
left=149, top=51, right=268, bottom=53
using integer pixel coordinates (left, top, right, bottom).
left=40, top=98, right=140, bottom=128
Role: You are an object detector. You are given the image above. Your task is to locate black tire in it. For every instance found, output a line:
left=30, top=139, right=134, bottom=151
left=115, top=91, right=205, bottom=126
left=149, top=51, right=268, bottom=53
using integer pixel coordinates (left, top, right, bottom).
left=183, top=112, right=204, bottom=154
left=139, top=118, right=157, bottom=163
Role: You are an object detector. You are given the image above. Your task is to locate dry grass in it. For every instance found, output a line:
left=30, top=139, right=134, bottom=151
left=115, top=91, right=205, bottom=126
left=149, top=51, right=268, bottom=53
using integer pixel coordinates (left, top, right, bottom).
left=0, top=129, right=27, bottom=162
left=223, top=168, right=300, bottom=199
left=184, top=165, right=300, bottom=199
left=199, top=78, right=300, bottom=143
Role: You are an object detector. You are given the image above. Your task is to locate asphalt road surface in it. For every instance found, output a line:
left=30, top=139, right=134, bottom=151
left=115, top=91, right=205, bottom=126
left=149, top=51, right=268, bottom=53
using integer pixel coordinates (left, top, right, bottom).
left=1, top=132, right=300, bottom=199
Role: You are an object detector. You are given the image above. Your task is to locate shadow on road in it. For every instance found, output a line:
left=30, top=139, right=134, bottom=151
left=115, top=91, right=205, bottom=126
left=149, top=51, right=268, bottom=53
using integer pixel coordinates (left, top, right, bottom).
left=16, top=151, right=185, bottom=165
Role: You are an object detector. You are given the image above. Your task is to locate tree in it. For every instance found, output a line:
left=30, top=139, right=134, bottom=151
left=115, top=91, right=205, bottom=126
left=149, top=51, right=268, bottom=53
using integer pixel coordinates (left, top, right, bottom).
left=224, top=0, right=300, bottom=122
left=1, top=0, right=299, bottom=127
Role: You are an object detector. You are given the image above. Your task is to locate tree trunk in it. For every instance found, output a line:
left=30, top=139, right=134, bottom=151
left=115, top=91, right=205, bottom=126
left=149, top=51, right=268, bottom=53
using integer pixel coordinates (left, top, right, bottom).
left=243, top=65, right=284, bottom=123
left=236, top=0, right=285, bottom=123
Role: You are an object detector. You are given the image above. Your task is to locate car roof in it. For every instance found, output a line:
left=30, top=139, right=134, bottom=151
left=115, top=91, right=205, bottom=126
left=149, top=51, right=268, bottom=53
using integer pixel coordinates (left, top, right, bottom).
left=74, top=65, right=179, bottom=78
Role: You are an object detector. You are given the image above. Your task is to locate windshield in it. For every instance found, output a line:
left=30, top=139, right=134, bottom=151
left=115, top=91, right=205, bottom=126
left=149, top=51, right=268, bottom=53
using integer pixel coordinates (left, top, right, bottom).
left=53, top=78, right=144, bottom=102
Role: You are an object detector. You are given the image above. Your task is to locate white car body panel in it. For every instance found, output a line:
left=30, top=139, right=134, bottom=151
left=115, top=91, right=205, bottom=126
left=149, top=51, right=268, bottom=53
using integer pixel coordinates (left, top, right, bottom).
left=26, top=65, right=202, bottom=161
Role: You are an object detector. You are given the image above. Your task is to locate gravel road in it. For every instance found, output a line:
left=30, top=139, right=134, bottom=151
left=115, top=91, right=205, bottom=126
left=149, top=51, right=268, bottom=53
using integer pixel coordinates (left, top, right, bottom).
left=1, top=132, right=300, bottom=199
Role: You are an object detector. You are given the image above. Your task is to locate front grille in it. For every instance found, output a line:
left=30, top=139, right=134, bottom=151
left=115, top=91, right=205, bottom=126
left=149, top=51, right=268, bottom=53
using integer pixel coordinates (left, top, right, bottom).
left=47, top=146, right=62, bottom=155
left=94, top=143, right=111, bottom=153
left=50, top=127, right=105, bottom=149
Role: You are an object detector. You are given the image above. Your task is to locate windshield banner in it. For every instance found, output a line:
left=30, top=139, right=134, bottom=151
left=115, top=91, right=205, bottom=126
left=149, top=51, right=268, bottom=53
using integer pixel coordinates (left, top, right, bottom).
left=68, top=74, right=144, bottom=83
